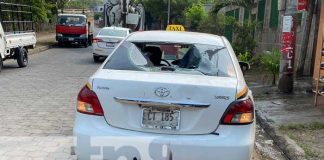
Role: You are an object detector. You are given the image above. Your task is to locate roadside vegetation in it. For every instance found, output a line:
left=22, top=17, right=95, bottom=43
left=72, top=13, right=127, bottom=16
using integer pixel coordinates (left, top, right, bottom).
left=280, top=122, right=324, bottom=159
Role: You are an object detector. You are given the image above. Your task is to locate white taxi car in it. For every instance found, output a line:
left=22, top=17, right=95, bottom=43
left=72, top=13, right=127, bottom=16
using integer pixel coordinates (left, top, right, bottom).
left=74, top=31, right=255, bottom=160
left=92, top=26, right=130, bottom=62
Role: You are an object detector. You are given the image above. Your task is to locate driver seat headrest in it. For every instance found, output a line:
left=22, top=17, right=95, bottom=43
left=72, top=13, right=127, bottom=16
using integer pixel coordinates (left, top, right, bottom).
left=143, top=46, right=162, bottom=66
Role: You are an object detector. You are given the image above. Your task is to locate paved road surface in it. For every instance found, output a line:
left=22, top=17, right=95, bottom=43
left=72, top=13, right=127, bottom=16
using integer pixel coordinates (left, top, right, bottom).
left=0, top=45, right=272, bottom=159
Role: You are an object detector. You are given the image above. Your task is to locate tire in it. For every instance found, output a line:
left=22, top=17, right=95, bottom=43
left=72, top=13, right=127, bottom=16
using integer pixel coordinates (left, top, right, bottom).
left=83, top=39, right=89, bottom=48
left=58, top=41, right=64, bottom=47
left=88, top=35, right=93, bottom=46
left=17, top=47, right=28, bottom=68
left=93, top=55, right=100, bottom=62
left=0, top=56, right=3, bottom=72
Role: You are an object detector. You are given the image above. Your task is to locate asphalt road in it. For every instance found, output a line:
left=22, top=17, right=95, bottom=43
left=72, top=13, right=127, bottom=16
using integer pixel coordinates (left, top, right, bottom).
left=0, top=45, right=278, bottom=159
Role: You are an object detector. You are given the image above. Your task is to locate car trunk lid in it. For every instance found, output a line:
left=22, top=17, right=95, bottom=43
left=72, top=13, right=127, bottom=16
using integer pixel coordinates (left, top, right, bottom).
left=92, top=70, right=237, bottom=134
left=96, top=36, right=124, bottom=49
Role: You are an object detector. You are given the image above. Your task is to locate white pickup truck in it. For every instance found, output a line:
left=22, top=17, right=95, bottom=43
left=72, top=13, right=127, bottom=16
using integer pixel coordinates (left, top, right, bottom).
left=0, top=2, right=36, bottom=72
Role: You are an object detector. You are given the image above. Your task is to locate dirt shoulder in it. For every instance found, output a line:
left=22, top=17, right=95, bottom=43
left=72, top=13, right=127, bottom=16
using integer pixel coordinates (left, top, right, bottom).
left=244, top=66, right=324, bottom=160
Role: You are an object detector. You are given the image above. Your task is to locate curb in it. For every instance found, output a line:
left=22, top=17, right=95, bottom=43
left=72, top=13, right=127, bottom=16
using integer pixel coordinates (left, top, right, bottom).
left=29, top=44, right=55, bottom=55
left=256, top=110, right=306, bottom=160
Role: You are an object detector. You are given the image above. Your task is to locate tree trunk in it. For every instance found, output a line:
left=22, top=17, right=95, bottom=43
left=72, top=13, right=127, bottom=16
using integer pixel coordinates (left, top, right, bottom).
left=273, top=73, right=276, bottom=86
left=296, top=0, right=315, bottom=77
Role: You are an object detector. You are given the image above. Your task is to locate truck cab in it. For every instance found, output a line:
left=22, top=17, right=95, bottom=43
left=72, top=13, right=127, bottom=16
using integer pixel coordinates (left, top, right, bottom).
left=56, top=14, right=93, bottom=47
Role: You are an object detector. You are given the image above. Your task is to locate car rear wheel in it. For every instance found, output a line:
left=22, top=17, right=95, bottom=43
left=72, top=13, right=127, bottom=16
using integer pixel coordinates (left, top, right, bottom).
left=17, top=47, right=28, bottom=68
left=93, top=55, right=100, bottom=62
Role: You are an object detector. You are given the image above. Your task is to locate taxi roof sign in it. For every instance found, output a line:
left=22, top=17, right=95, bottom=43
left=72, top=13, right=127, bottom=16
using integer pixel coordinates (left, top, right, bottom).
left=166, top=25, right=185, bottom=31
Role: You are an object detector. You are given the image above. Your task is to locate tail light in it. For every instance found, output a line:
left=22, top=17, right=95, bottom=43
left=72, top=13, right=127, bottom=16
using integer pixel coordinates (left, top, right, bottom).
left=221, top=98, right=254, bottom=124
left=77, top=84, right=104, bottom=116
left=93, top=38, right=103, bottom=43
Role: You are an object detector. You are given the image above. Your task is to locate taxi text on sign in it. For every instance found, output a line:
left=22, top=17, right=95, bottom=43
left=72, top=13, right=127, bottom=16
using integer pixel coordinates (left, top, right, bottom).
left=166, top=25, right=185, bottom=31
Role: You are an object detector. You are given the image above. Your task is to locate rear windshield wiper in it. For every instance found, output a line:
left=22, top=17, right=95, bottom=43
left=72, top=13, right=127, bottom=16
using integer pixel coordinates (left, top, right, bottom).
left=161, top=66, right=176, bottom=71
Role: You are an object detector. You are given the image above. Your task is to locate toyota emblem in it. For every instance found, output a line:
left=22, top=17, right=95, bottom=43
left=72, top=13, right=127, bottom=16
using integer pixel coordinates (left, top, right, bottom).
left=154, top=87, right=170, bottom=97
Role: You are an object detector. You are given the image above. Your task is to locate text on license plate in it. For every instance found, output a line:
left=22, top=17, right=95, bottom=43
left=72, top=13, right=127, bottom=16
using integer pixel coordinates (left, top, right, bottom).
left=106, top=43, right=114, bottom=47
left=141, top=108, right=180, bottom=130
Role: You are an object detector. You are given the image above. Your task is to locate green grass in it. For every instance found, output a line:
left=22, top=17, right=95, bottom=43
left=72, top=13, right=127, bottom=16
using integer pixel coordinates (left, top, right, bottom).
left=299, top=143, right=319, bottom=158
left=279, top=122, right=324, bottom=158
left=279, top=122, right=324, bottom=131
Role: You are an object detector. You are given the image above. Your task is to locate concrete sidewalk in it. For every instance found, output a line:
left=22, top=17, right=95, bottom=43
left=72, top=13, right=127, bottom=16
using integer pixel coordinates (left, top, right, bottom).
left=29, top=31, right=56, bottom=55
left=245, top=71, right=324, bottom=160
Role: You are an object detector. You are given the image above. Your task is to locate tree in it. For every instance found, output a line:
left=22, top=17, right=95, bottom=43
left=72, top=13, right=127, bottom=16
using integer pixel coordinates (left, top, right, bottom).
left=66, top=0, right=104, bottom=9
left=184, top=2, right=207, bottom=30
left=140, top=0, right=200, bottom=29
left=57, top=0, right=69, bottom=13
left=198, top=12, right=226, bottom=34
left=211, top=0, right=254, bottom=14
left=232, top=21, right=258, bottom=54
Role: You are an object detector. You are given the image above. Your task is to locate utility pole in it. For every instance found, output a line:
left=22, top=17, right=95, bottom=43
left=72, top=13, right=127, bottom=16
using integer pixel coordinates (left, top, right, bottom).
left=278, top=0, right=298, bottom=93
left=167, top=0, right=171, bottom=25
left=122, top=0, right=127, bottom=27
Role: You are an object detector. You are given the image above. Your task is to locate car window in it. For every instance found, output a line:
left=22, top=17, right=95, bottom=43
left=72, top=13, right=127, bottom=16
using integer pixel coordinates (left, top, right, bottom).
left=104, top=41, right=236, bottom=77
left=99, top=29, right=127, bottom=37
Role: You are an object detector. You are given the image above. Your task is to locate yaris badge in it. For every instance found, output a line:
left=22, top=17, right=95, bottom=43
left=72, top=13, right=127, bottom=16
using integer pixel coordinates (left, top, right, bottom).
left=154, top=87, right=170, bottom=97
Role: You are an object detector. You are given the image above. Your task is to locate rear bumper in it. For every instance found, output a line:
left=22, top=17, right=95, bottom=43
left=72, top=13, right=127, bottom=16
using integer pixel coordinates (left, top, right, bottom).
left=93, top=45, right=114, bottom=56
left=56, top=36, right=87, bottom=43
left=73, top=113, right=255, bottom=160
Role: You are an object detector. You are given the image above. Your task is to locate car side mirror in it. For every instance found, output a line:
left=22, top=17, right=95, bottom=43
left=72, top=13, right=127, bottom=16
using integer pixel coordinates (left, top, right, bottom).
left=239, top=61, right=250, bottom=72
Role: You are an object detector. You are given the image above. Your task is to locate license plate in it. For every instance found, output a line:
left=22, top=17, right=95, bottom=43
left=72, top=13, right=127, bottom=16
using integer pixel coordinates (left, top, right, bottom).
left=68, top=38, right=74, bottom=41
left=106, top=43, right=114, bottom=48
left=141, top=108, right=180, bottom=130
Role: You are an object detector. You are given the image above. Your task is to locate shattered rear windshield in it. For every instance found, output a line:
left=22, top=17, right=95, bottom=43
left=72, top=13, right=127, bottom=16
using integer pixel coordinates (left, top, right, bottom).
left=103, top=41, right=236, bottom=77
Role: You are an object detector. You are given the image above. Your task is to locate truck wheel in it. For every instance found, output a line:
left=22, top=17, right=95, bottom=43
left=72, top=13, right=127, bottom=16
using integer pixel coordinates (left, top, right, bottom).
left=88, top=35, right=93, bottom=46
left=58, top=41, right=64, bottom=47
left=0, top=56, right=3, bottom=72
left=93, top=55, right=100, bottom=62
left=17, top=48, right=28, bottom=68
left=84, top=41, right=89, bottom=48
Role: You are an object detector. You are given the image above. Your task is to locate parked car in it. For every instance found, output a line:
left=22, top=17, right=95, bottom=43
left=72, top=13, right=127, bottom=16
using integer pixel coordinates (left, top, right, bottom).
left=92, top=26, right=130, bottom=62
left=74, top=31, right=255, bottom=160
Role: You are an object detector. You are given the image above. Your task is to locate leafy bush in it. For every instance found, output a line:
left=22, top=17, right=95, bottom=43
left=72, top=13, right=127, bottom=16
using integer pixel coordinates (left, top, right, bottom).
left=184, top=2, right=208, bottom=30
left=238, top=52, right=253, bottom=64
left=260, top=49, right=281, bottom=85
left=232, top=21, right=258, bottom=55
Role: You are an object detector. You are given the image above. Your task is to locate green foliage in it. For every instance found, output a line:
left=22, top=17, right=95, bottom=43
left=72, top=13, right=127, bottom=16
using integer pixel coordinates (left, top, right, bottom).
left=238, top=52, right=253, bottom=64
left=4, top=0, right=53, bottom=22
left=94, top=13, right=103, bottom=20
left=197, top=12, right=226, bottom=34
left=211, top=0, right=255, bottom=14
left=232, top=21, right=258, bottom=55
left=260, top=49, right=280, bottom=85
left=141, top=0, right=200, bottom=28
left=280, top=122, right=324, bottom=131
left=66, top=0, right=103, bottom=9
left=184, top=2, right=208, bottom=30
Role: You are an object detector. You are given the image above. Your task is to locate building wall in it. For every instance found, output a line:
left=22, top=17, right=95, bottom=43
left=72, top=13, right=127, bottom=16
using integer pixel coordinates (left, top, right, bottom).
left=222, top=0, right=316, bottom=75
